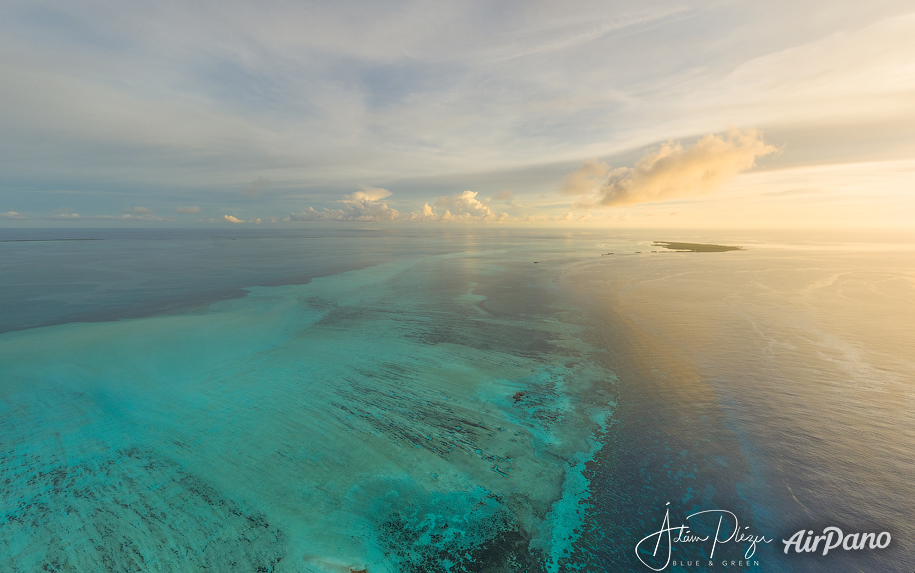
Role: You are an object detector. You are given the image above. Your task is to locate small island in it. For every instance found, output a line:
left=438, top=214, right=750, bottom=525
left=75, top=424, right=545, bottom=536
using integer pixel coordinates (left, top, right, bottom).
left=653, top=241, right=744, bottom=252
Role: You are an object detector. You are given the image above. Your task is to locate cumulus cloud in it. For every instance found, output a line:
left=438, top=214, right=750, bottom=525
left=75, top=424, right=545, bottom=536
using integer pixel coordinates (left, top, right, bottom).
left=288, top=203, right=400, bottom=222
left=562, top=128, right=779, bottom=207
left=224, top=215, right=244, bottom=223
left=54, top=213, right=81, bottom=219
left=344, top=185, right=393, bottom=202
left=288, top=188, right=512, bottom=223
left=1, top=211, right=25, bottom=219
left=492, top=190, right=513, bottom=201
left=287, top=185, right=404, bottom=222
left=435, top=191, right=498, bottom=221
left=175, top=206, right=201, bottom=214
left=559, top=159, right=611, bottom=196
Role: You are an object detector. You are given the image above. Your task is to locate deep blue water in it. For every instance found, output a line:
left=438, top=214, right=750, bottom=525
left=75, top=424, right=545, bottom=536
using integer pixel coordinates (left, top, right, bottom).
left=1, top=227, right=913, bottom=572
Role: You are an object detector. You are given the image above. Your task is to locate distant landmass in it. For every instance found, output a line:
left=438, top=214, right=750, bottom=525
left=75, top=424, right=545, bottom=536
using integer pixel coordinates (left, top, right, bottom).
left=653, top=241, right=744, bottom=252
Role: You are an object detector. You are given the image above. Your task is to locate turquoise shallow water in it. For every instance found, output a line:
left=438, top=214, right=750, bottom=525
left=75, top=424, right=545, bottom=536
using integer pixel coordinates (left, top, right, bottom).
left=2, top=228, right=914, bottom=572
left=1, top=232, right=622, bottom=572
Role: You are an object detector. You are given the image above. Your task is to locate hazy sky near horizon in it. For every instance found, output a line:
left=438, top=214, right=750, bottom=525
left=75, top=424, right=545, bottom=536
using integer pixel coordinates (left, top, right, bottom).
left=2, top=0, right=914, bottom=228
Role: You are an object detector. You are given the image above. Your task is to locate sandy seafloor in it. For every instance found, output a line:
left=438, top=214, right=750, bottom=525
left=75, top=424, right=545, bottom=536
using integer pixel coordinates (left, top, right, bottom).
left=1, top=228, right=913, bottom=573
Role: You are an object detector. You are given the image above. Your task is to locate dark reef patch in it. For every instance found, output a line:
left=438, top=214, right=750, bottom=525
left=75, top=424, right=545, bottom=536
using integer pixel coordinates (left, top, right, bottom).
left=357, top=480, right=547, bottom=573
left=0, top=447, right=286, bottom=572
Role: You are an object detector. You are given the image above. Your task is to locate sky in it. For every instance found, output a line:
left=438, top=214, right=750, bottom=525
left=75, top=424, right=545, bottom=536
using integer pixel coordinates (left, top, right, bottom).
left=1, top=0, right=914, bottom=228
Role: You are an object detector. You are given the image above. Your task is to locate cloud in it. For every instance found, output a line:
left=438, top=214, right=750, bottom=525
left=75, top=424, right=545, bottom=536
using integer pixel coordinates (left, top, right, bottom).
left=559, top=159, right=611, bottom=195
left=288, top=203, right=401, bottom=222
left=86, top=213, right=169, bottom=221
left=288, top=188, right=512, bottom=223
left=563, top=128, right=779, bottom=207
left=54, top=213, right=81, bottom=219
left=711, top=14, right=915, bottom=125
left=287, top=185, right=403, bottom=222
left=492, top=190, right=513, bottom=201
left=435, top=191, right=499, bottom=221
left=1, top=211, right=25, bottom=219
left=175, top=206, right=201, bottom=214
left=224, top=215, right=244, bottom=223
left=244, top=177, right=270, bottom=197
left=2, top=2, right=913, bottom=222
left=113, top=207, right=168, bottom=220
left=120, top=213, right=167, bottom=221
left=481, top=8, right=690, bottom=63
left=344, top=185, right=393, bottom=202
left=558, top=211, right=593, bottom=222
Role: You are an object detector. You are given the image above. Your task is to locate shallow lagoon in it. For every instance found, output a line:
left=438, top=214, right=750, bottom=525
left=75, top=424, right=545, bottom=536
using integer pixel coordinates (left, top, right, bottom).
left=1, top=228, right=913, bottom=572
left=1, top=230, right=622, bottom=572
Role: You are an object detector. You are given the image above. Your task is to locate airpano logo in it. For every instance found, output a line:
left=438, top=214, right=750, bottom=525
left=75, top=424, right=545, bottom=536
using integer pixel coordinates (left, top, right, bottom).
left=782, top=527, right=891, bottom=555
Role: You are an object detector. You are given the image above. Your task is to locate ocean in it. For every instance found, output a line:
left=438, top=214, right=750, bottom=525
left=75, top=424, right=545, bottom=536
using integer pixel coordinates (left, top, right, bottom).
left=1, top=227, right=912, bottom=572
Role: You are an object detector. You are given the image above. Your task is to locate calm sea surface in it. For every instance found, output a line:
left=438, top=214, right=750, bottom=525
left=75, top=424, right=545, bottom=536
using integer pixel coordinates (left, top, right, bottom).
left=1, top=227, right=912, bottom=572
